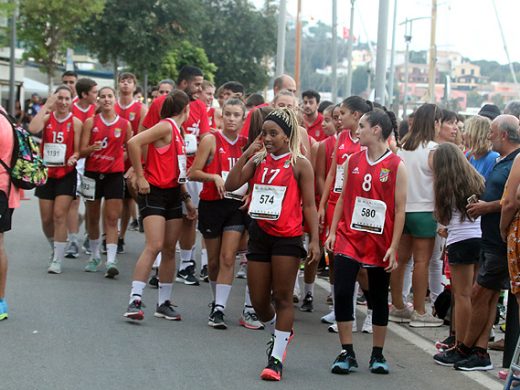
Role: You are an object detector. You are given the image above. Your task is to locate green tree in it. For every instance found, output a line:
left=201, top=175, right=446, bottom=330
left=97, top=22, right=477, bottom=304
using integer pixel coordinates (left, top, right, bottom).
left=352, top=66, right=369, bottom=95
left=18, top=0, right=105, bottom=93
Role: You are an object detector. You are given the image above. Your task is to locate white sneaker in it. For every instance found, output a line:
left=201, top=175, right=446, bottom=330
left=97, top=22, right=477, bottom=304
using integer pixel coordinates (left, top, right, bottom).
left=409, top=310, right=444, bottom=328
left=321, top=310, right=336, bottom=324
left=47, top=259, right=62, bottom=274
left=389, top=305, right=413, bottom=323
left=328, top=322, right=338, bottom=333
left=236, top=262, right=247, bottom=279
left=362, top=310, right=373, bottom=334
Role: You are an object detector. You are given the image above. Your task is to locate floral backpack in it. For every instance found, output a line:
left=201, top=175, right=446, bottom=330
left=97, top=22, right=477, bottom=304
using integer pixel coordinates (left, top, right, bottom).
left=0, top=109, right=47, bottom=189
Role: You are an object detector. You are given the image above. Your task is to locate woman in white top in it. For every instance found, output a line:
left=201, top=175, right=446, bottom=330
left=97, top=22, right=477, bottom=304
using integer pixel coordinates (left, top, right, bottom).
left=389, top=103, right=443, bottom=327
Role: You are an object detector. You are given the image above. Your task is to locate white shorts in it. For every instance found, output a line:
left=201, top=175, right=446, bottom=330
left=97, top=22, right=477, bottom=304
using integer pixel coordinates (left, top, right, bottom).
left=182, top=180, right=202, bottom=213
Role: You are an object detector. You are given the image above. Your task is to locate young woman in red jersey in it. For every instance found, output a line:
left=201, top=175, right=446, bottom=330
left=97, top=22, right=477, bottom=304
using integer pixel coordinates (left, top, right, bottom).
left=80, top=86, right=132, bottom=278
left=225, top=108, right=320, bottom=382
left=122, top=90, right=196, bottom=321
left=189, top=98, right=261, bottom=330
left=29, top=86, right=82, bottom=274
left=325, top=108, right=407, bottom=375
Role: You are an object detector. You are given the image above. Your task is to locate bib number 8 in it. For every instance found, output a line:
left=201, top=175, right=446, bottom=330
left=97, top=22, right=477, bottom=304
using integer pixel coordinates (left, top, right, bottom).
left=362, top=174, right=372, bottom=192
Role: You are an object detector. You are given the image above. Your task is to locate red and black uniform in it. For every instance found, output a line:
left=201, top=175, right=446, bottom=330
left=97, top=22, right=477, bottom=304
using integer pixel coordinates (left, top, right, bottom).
left=72, top=102, right=96, bottom=124
left=139, top=118, right=185, bottom=220
left=198, top=131, right=248, bottom=239
left=305, top=113, right=325, bottom=142
left=35, top=112, right=77, bottom=200
left=246, top=153, right=307, bottom=262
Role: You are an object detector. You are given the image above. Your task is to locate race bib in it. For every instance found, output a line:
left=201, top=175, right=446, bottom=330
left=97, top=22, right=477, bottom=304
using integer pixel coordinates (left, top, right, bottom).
left=350, top=196, right=387, bottom=234
left=43, top=143, right=66, bottom=166
left=81, top=176, right=96, bottom=201
left=178, top=154, right=187, bottom=184
left=334, top=164, right=345, bottom=193
left=222, top=171, right=248, bottom=201
left=249, top=184, right=286, bottom=220
left=184, top=133, right=197, bottom=155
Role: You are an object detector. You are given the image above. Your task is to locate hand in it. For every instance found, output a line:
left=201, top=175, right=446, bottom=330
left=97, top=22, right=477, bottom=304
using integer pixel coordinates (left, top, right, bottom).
left=318, top=206, right=326, bottom=233
left=214, top=175, right=225, bottom=199
left=43, top=94, right=58, bottom=112
left=124, top=166, right=135, bottom=180
left=244, top=134, right=264, bottom=158
left=306, top=240, right=320, bottom=264
left=383, top=248, right=398, bottom=272
left=66, top=155, right=77, bottom=166
left=437, top=226, right=448, bottom=238
left=91, top=141, right=103, bottom=152
left=184, top=200, right=198, bottom=220
left=239, top=192, right=251, bottom=210
left=136, top=176, right=150, bottom=195
left=501, top=228, right=508, bottom=243
left=324, top=232, right=335, bottom=253
left=466, top=200, right=487, bottom=219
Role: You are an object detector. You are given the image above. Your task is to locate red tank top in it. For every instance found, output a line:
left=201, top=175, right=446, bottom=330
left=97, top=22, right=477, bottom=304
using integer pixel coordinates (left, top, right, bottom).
left=249, top=153, right=303, bottom=237
left=323, top=134, right=338, bottom=176
left=329, top=130, right=361, bottom=204
left=199, top=131, right=247, bottom=201
left=85, top=114, right=128, bottom=173
left=42, top=112, right=75, bottom=179
left=144, top=118, right=185, bottom=189
left=116, top=100, right=143, bottom=170
left=334, top=150, right=401, bottom=267
left=72, top=102, right=96, bottom=123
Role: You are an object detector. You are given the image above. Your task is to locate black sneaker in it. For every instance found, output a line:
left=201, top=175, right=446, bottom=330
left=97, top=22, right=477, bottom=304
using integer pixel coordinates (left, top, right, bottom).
left=435, top=335, right=456, bottom=352
left=148, top=274, right=159, bottom=288
left=124, top=300, right=144, bottom=321
left=154, top=300, right=181, bottom=321
left=369, top=354, right=389, bottom=374
left=331, top=350, right=358, bottom=375
left=434, top=345, right=468, bottom=367
left=117, top=238, right=125, bottom=254
left=102, top=238, right=107, bottom=254
left=300, top=292, right=314, bottom=312
left=176, top=265, right=200, bottom=286
left=454, top=350, right=493, bottom=371
left=200, top=265, right=209, bottom=282
left=261, top=356, right=283, bottom=381
left=129, top=219, right=139, bottom=231
left=208, top=309, right=227, bottom=329
left=208, top=301, right=216, bottom=320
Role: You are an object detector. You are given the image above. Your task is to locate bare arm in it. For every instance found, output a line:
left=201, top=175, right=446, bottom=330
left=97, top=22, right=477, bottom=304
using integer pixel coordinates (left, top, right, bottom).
left=501, top=155, right=520, bottom=240
left=315, top=141, right=327, bottom=197
left=28, top=94, right=56, bottom=134
left=225, top=135, right=264, bottom=192
left=324, top=157, right=349, bottom=252
left=79, top=118, right=99, bottom=158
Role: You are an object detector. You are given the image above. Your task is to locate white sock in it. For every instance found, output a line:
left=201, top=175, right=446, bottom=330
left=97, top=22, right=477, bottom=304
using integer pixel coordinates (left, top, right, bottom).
left=130, top=281, right=146, bottom=304
left=158, top=283, right=173, bottom=306
left=304, top=283, right=314, bottom=296
left=179, top=249, right=192, bottom=271
left=53, top=241, right=66, bottom=262
left=272, top=329, right=291, bottom=361
left=264, top=314, right=276, bottom=335
left=68, top=233, right=78, bottom=244
left=244, top=285, right=254, bottom=312
left=353, top=282, right=359, bottom=321
left=152, top=252, right=162, bottom=269
left=209, top=280, right=217, bottom=300
left=201, top=248, right=208, bottom=267
left=106, top=243, right=117, bottom=264
left=89, top=239, right=100, bottom=259
left=215, top=284, right=232, bottom=312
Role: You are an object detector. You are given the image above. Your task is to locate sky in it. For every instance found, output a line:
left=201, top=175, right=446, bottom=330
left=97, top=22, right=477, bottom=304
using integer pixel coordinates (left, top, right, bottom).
left=251, top=0, right=520, bottom=65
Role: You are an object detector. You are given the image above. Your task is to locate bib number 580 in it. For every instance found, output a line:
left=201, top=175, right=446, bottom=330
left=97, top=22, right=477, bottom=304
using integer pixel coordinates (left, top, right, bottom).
left=361, top=208, right=376, bottom=218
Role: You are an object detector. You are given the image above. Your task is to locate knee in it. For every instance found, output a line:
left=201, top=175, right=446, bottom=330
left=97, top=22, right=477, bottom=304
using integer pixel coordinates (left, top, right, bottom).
left=220, top=253, right=235, bottom=268
left=146, top=241, right=163, bottom=256
left=272, top=291, right=292, bottom=311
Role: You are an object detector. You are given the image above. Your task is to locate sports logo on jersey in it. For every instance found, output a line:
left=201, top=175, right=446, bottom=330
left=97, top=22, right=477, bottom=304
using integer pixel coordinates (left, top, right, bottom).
left=351, top=167, right=359, bottom=175
left=219, top=147, right=225, bottom=154
left=338, top=144, right=345, bottom=150
left=380, top=168, right=390, bottom=182
left=129, top=112, right=136, bottom=121
left=66, top=122, right=72, bottom=132
left=92, top=127, right=99, bottom=133
left=114, top=128, right=122, bottom=138
left=284, top=160, right=290, bottom=168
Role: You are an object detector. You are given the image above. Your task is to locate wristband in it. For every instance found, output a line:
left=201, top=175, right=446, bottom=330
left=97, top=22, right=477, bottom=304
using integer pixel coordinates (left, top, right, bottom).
left=181, top=192, right=192, bottom=202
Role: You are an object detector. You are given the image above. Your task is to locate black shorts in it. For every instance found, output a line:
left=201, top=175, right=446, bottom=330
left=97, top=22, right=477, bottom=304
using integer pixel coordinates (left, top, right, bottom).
left=477, top=249, right=509, bottom=291
left=0, top=191, right=13, bottom=233
left=447, top=238, right=481, bottom=265
left=124, top=179, right=134, bottom=200
left=35, top=169, right=77, bottom=200
left=84, top=171, right=124, bottom=200
left=198, top=198, right=246, bottom=239
left=246, top=220, right=306, bottom=262
left=137, top=185, right=182, bottom=221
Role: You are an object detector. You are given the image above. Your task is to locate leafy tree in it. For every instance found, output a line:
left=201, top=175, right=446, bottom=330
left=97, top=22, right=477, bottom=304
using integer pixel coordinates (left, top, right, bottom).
left=18, top=0, right=105, bottom=93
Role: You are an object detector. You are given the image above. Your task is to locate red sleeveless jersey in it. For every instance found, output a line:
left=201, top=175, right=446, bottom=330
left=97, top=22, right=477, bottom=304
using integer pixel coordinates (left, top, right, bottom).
left=207, top=106, right=217, bottom=129
left=72, top=102, right=96, bottom=123
left=323, top=133, right=338, bottom=176
left=85, top=114, right=128, bottom=173
left=305, top=113, right=325, bottom=142
left=144, top=118, right=185, bottom=189
left=334, top=150, right=401, bottom=267
left=250, top=153, right=303, bottom=237
left=329, top=130, right=361, bottom=204
left=42, top=112, right=75, bottom=179
left=199, top=131, right=247, bottom=201
left=115, top=100, right=143, bottom=133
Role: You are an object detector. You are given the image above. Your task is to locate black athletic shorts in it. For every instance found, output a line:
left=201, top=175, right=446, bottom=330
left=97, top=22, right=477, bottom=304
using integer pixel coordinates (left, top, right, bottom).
left=0, top=190, right=13, bottom=233
left=124, top=179, right=134, bottom=200
left=35, top=169, right=77, bottom=200
left=447, top=238, right=481, bottom=265
left=84, top=171, right=124, bottom=200
left=137, top=185, right=182, bottom=221
left=198, top=198, right=246, bottom=239
left=246, top=220, right=306, bottom=262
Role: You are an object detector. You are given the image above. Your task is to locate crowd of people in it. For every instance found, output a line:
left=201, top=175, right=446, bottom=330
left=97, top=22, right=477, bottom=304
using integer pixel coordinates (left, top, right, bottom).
left=1, top=65, right=520, bottom=382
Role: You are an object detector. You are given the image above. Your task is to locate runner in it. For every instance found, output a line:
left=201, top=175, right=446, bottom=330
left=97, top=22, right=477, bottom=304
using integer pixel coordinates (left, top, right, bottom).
left=123, top=90, right=196, bottom=321
left=61, top=71, right=78, bottom=99
left=189, top=98, right=262, bottom=330
left=157, top=79, right=175, bottom=96
left=302, top=89, right=324, bottom=142
left=29, top=86, right=82, bottom=274
left=326, top=107, right=407, bottom=375
left=80, top=86, right=132, bottom=278
left=225, top=108, right=320, bottom=381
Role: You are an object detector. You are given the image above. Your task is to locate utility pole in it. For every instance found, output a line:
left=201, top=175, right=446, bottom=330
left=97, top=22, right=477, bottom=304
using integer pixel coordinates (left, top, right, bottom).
left=427, top=0, right=437, bottom=103
left=294, top=0, right=302, bottom=93
left=331, top=0, right=338, bottom=102
left=374, top=0, right=389, bottom=105
left=403, top=20, right=411, bottom=118
left=492, top=0, right=518, bottom=85
left=8, top=1, right=17, bottom=116
left=276, top=0, right=287, bottom=76
left=387, top=0, right=398, bottom=108
left=345, top=0, right=355, bottom=97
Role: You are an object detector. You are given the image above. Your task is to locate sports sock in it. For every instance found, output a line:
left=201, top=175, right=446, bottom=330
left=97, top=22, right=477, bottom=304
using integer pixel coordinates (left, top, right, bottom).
left=68, top=233, right=78, bottom=244
left=209, top=280, right=216, bottom=300
left=130, top=281, right=146, bottom=304
left=342, top=344, right=355, bottom=356
left=106, top=243, right=117, bottom=264
left=89, top=239, right=100, bottom=259
left=152, top=252, right=161, bottom=269
left=371, top=346, right=384, bottom=358
left=47, top=237, right=54, bottom=251
left=304, top=282, right=314, bottom=296
left=215, top=284, right=232, bottom=312
left=158, top=283, right=173, bottom=306
left=179, top=249, right=192, bottom=271
left=272, top=329, right=291, bottom=361
left=53, top=242, right=66, bottom=262
left=244, top=285, right=254, bottom=313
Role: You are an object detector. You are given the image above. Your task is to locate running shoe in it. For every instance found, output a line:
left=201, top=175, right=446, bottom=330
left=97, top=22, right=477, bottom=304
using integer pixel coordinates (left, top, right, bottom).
left=82, top=235, right=91, bottom=255
left=293, top=294, right=299, bottom=303
left=101, top=238, right=107, bottom=254
left=300, top=292, right=314, bottom=312
left=0, top=299, right=8, bottom=321
left=129, top=219, right=139, bottom=231
left=84, top=257, right=101, bottom=272
left=154, top=300, right=181, bottom=321
left=260, top=356, right=283, bottom=381
left=454, top=350, right=493, bottom=371
left=105, top=261, right=119, bottom=279
left=65, top=241, right=79, bottom=259
left=328, top=322, right=338, bottom=333
left=326, top=293, right=333, bottom=305
left=266, top=330, right=294, bottom=363
left=236, top=262, right=247, bottom=279
left=435, top=335, right=456, bottom=352
left=357, top=294, right=367, bottom=306
left=433, top=345, right=468, bottom=367
left=489, top=338, right=505, bottom=351
left=321, top=311, right=336, bottom=324
left=388, top=305, right=413, bottom=323
left=176, top=264, right=200, bottom=286
left=409, top=310, right=444, bottom=328
left=208, top=309, right=227, bottom=329
left=117, top=238, right=125, bottom=254
left=331, top=350, right=358, bottom=375
left=200, top=265, right=209, bottom=282
left=47, top=259, right=62, bottom=274
left=362, top=310, right=373, bottom=334
left=369, top=355, right=389, bottom=374
left=148, top=274, right=159, bottom=288
left=239, top=310, right=264, bottom=330
left=124, top=300, right=144, bottom=321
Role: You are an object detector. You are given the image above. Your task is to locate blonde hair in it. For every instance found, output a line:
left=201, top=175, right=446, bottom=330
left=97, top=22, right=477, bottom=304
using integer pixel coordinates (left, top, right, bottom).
left=466, top=115, right=492, bottom=157
left=253, top=108, right=304, bottom=166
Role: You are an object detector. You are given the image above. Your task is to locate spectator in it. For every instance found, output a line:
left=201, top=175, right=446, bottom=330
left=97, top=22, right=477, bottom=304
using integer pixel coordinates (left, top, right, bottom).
left=478, top=104, right=501, bottom=121
left=504, top=100, right=520, bottom=119
left=465, top=115, right=499, bottom=181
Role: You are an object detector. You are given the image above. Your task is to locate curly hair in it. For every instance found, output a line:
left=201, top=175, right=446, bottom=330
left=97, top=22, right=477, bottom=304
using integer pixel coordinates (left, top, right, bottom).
left=465, top=115, right=492, bottom=157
